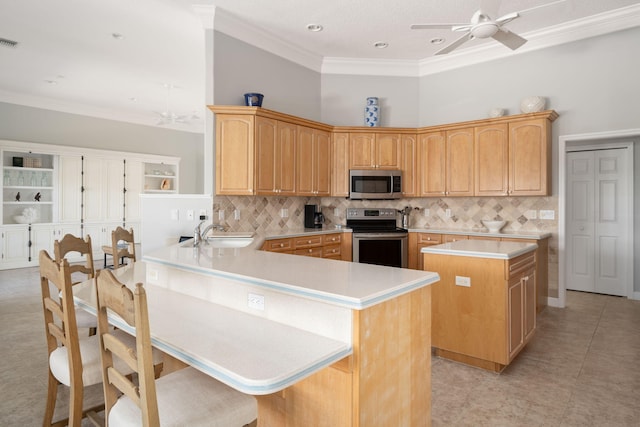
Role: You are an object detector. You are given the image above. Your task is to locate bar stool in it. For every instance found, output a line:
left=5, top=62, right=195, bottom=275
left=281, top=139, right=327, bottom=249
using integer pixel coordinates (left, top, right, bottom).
left=102, top=226, right=136, bottom=269
left=95, top=269, right=258, bottom=427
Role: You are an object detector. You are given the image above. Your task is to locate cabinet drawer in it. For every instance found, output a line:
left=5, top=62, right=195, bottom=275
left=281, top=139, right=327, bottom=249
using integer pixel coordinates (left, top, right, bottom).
left=294, top=235, right=323, bottom=248
left=417, top=233, right=442, bottom=244
left=263, top=238, right=294, bottom=252
left=322, top=233, right=342, bottom=245
left=507, top=251, right=536, bottom=278
left=443, top=234, right=468, bottom=243
left=322, top=244, right=341, bottom=258
left=295, top=247, right=322, bottom=257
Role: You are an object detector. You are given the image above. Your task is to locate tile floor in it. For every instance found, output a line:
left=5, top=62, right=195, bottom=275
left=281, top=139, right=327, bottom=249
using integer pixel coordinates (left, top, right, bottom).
left=1, top=266, right=639, bottom=426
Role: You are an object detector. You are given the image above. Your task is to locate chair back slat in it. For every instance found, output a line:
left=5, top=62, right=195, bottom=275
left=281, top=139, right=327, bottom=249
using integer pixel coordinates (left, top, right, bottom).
left=111, top=227, right=136, bottom=269
left=96, top=270, right=159, bottom=426
left=43, top=296, right=64, bottom=320
left=54, top=234, right=95, bottom=283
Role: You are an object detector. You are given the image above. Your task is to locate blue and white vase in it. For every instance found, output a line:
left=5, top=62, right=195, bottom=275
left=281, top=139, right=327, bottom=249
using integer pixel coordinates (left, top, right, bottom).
left=364, top=97, right=380, bottom=127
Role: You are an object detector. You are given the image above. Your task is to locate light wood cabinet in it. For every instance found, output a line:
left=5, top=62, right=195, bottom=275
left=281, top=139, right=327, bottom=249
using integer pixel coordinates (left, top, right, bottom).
left=408, top=232, right=442, bottom=270
left=261, top=232, right=351, bottom=262
left=509, top=118, right=551, bottom=196
left=255, top=118, right=297, bottom=196
left=425, top=248, right=536, bottom=372
left=401, top=134, right=417, bottom=197
left=349, top=132, right=402, bottom=170
left=502, top=236, right=548, bottom=313
left=475, top=123, right=509, bottom=196
left=417, top=131, right=446, bottom=196
left=331, top=133, right=350, bottom=197
left=215, top=114, right=255, bottom=195
left=297, top=126, right=330, bottom=196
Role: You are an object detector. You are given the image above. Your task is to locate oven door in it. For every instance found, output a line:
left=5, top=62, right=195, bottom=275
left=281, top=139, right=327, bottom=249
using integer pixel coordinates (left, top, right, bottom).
left=352, top=232, right=408, bottom=268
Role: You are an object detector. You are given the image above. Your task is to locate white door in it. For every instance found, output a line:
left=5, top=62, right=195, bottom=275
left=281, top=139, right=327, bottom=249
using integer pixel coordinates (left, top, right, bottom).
left=58, top=155, right=82, bottom=222
left=567, top=148, right=629, bottom=296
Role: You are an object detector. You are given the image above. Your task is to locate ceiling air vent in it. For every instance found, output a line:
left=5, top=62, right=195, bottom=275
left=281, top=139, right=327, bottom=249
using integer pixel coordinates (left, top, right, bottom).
left=0, top=38, right=18, bottom=49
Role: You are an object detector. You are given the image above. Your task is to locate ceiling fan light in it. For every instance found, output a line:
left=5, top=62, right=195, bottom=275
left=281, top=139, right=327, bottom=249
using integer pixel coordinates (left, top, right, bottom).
left=471, top=22, right=499, bottom=38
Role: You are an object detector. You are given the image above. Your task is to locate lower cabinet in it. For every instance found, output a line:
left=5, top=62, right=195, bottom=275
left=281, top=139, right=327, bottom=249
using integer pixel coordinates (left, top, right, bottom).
left=425, top=249, right=536, bottom=372
left=261, top=232, right=351, bottom=262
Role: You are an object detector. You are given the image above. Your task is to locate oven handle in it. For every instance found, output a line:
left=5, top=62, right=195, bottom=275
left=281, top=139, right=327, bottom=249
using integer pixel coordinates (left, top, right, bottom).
left=353, top=233, right=408, bottom=239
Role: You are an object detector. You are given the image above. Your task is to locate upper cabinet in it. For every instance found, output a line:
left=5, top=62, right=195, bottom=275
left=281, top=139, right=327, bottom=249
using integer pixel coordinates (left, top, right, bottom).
left=349, top=133, right=402, bottom=170
left=297, top=126, right=330, bottom=196
left=417, top=128, right=474, bottom=197
left=210, top=106, right=557, bottom=199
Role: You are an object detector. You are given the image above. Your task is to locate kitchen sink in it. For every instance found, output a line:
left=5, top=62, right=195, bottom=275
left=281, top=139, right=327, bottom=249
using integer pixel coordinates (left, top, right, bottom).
left=180, top=232, right=255, bottom=249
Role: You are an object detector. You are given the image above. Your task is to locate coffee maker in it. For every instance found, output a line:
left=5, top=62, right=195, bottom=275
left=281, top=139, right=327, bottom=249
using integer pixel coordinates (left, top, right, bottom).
left=304, top=204, right=324, bottom=229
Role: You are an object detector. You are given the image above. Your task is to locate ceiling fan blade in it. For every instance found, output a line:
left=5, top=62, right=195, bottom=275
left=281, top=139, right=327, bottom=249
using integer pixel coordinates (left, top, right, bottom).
left=451, top=24, right=473, bottom=33
left=435, top=33, right=472, bottom=55
left=411, top=23, right=467, bottom=30
left=492, top=28, right=527, bottom=50
left=495, top=11, right=519, bottom=26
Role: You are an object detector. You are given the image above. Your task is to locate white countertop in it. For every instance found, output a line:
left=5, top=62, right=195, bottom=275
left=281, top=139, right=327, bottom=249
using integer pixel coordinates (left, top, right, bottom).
left=421, top=239, right=538, bottom=259
left=408, top=228, right=551, bottom=240
left=73, top=262, right=351, bottom=395
left=144, top=239, right=439, bottom=310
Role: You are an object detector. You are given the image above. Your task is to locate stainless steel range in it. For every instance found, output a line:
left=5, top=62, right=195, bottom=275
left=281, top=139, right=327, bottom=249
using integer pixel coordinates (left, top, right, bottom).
left=346, top=208, right=408, bottom=268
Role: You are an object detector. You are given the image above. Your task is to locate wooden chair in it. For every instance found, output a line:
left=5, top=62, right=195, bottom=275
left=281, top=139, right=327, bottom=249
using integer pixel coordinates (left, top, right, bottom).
left=54, top=233, right=98, bottom=335
left=96, top=269, right=258, bottom=427
left=102, top=226, right=136, bottom=269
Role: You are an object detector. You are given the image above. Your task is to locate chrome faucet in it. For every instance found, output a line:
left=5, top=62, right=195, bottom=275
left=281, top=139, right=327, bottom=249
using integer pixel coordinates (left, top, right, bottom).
left=194, top=217, right=227, bottom=246
left=200, top=223, right=227, bottom=240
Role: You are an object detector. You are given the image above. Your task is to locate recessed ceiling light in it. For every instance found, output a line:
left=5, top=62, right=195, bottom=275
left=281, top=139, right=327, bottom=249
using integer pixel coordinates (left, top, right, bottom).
left=129, top=97, right=137, bottom=102
left=430, top=37, right=446, bottom=45
left=374, top=41, right=389, bottom=49
left=306, top=24, right=323, bottom=32
left=112, top=33, right=124, bottom=40
left=44, top=80, right=57, bottom=85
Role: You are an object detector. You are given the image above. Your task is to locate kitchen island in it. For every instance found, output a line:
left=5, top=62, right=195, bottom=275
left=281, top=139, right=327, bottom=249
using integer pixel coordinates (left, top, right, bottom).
left=76, top=238, right=439, bottom=426
left=422, top=239, right=538, bottom=372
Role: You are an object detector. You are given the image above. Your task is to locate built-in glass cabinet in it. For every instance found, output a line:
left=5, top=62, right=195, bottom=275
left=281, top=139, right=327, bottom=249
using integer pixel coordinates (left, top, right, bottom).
left=2, top=150, right=55, bottom=225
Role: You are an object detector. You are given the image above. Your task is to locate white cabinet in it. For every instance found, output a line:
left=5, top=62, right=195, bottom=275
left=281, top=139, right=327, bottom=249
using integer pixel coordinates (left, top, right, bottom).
left=58, top=155, right=83, bottom=222
left=143, top=162, right=178, bottom=193
left=85, top=157, right=124, bottom=223
left=125, top=160, right=143, bottom=222
left=0, top=226, right=29, bottom=266
left=2, top=150, right=55, bottom=225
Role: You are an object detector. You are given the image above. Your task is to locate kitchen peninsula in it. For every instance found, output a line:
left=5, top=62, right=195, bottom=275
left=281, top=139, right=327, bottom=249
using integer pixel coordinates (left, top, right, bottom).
left=75, top=237, right=439, bottom=426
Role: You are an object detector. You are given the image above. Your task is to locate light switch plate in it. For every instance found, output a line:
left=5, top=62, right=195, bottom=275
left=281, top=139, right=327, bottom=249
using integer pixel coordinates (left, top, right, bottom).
left=455, top=276, right=471, bottom=287
left=539, top=210, right=555, bottom=220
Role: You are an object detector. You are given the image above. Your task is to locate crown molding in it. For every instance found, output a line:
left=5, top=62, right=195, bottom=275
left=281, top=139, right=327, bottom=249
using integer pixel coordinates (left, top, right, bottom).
left=212, top=4, right=640, bottom=77
left=212, top=8, right=324, bottom=72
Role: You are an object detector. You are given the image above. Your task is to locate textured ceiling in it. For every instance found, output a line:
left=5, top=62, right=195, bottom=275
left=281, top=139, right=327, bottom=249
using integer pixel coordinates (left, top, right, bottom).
left=0, top=0, right=638, bottom=133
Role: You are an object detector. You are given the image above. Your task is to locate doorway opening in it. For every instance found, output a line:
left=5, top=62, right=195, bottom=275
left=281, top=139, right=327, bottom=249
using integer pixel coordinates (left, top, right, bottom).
left=558, top=129, right=640, bottom=307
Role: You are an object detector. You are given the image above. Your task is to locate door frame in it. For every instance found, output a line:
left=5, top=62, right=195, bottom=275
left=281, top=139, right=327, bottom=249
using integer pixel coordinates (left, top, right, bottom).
left=558, top=129, right=639, bottom=307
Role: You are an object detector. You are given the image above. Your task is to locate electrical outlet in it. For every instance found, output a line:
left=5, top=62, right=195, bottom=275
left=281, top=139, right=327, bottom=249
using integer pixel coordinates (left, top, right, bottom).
left=199, top=209, right=207, bottom=217
left=334, top=208, right=340, bottom=217
left=186, top=210, right=194, bottom=220
left=445, top=209, right=452, bottom=218
left=280, top=208, right=288, bottom=218
left=147, top=268, right=159, bottom=283
left=423, top=208, right=430, bottom=217
left=248, top=293, right=265, bottom=310
left=218, top=210, right=225, bottom=221
left=234, top=209, right=241, bottom=220
left=539, top=210, right=555, bottom=220
left=455, top=276, right=471, bottom=287
left=170, top=209, right=179, bottom=221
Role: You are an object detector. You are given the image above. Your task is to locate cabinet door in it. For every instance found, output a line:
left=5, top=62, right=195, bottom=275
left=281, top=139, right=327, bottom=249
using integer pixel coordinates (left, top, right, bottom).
left=314, top=130, right=331, bottom=196
left=508, top=275, right=524, bottom=359
left=32, top=224, right=55, bottom=258
left=509, top=118, right=550, bottom=196
left=58, top=155, right=83, bottom=222
left=523, top=268, right=536, bottom=342
left=417, top=131, right=446, bottom=196
left=401, top=134, right=417, bottom=197
left=84, top=157, right=123, bottom=223
left=277, top=121, right=297, bottom=195
left=125, top=159, right=143, bottom=222
left=331, top=133, right=350, bottom=197
left=475, top=124, right=508, bottom=196
left=446, top=128, right=474, bottom=196
left=297, top=126, right=315, bottom=195
left=1, top=226, right=29, bottom=263
left=375, top=133, right=402, bottom=169
left=255, top=117, right=278, bottom=195
left=216, top=114, right=255, bottom=195
left=349, top=133, right=376, bottom=169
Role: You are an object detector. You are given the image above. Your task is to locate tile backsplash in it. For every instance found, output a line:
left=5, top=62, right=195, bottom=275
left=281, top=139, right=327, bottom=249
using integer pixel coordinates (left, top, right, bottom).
left=213, top=195, right=559, bottom=298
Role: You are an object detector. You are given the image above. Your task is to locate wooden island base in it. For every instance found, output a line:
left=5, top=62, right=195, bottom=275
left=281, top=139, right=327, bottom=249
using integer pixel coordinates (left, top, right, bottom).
left=256, top=286, right=432, bottom=427
left=434, top=348, right=507, bottom=373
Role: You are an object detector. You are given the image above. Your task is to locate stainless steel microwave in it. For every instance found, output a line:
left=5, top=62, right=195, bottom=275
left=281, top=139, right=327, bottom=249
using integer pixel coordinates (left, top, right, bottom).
left=349, top=169, right=402, bottom=200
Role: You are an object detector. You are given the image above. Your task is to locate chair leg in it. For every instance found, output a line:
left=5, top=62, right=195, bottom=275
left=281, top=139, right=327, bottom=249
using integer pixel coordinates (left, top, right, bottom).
left=43, top=371, right=59, bottom=426
left=68, top=377, right=84, bottom=427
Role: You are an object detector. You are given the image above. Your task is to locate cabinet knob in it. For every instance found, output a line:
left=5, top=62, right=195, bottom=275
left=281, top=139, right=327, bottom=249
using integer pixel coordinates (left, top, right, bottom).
left=308, top=249, right=312, bottom=253
left=307, top=240, right=312, bottom=244
left=279, top=243, right=284, bottom=247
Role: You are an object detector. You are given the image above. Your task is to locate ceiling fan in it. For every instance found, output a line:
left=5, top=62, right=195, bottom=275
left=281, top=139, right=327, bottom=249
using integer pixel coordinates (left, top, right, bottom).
left=154, top=83, right=198, bottom=126
left=411, top=0, right=566, bottom=55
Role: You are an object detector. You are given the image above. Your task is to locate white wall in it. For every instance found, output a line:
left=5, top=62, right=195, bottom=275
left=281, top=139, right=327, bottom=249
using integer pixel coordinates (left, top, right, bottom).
left=140, top=194, right=212, bottom=256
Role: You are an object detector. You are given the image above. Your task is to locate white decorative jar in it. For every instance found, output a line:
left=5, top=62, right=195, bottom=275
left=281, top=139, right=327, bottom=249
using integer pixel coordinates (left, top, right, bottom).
left=520, top=96, right=546, bottom=113
left=364, top=97, right=380, bottom=127
left=489, top=108, right=505, bottom=118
